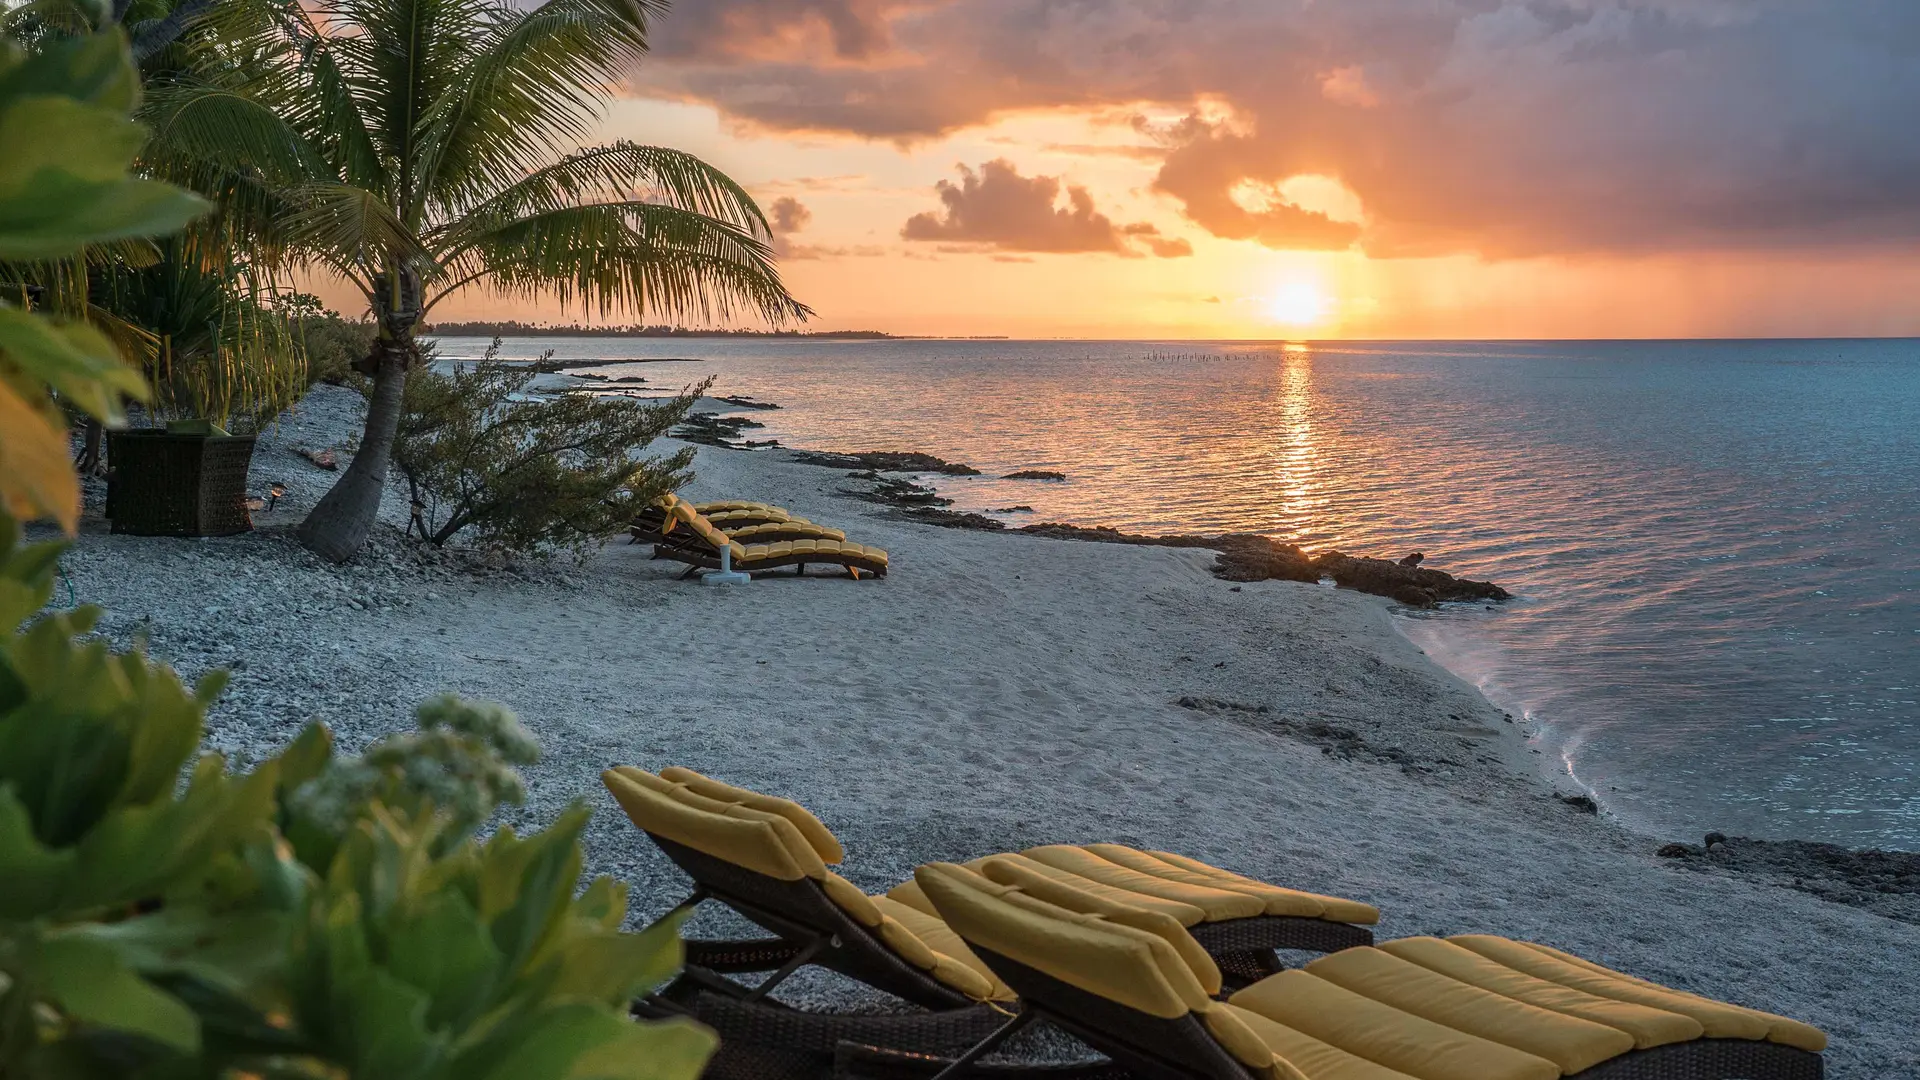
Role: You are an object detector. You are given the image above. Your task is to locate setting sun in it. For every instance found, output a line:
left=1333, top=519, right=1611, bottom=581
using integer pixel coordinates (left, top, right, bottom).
left=1266, top=282, right=1331, bottom=327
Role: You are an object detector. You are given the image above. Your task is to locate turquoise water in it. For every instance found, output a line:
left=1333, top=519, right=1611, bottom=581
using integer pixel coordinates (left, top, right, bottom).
left=435, top=336, right=1920, bottom=849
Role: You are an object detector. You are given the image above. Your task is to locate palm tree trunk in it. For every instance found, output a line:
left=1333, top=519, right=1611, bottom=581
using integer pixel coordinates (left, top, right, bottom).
left=296, top=340, right=409, bottom=562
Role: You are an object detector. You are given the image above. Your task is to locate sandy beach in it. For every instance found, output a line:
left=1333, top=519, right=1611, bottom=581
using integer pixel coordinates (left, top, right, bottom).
left=53, top=387, right=1920, bottom=1076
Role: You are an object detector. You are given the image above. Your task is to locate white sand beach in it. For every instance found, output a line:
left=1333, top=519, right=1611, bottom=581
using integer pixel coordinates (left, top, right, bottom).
left=54, top=387, right=1920, bottom=1076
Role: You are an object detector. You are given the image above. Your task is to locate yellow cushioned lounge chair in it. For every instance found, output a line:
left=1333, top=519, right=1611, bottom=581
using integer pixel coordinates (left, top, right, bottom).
left=648, top=498, right=888, bottom=580
left=883, top=862, right=1825, bottom=1080
left=631, top=494, right=838, bottom=546
left=603, top=767, right=1379, bottom=1063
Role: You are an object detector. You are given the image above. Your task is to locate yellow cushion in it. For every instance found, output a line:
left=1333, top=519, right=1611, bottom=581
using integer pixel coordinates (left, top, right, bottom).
left=1116, top=847, right=1383, bottom=926
left=602, top=768, right=824, bottom=881
left=1302, top=947, right=1635, bottom=1074
left=1219, top=1003, right=1421, bottom=1080
left=978, top=853, right=1210, bottom=925
left=915, top=862, right=1211, bottom=1020
left=978, top=855, right=1223, bottom=995
left=1199, top=1002, right=1308, bottom=1080
left=884, top=878, right=940, bottom=918
left=656, top=767, right=846, bottom=864
left=1520, top=942, right=1827, bottom=1053
left=818, top=869, right=885, bottom=926
left=1376, top=938, right=1703, bottom=1049
left=1448, top=936, right=1772, bottom=1042
left=871, top=895, right=1014, bottom=1002
left=1021, top=845, right=1266, bottom=922
left=1228, top=970, right=1560, bottom=1080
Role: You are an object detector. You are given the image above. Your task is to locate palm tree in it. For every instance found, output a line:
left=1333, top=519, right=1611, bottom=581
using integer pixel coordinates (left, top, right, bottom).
left=144, top=0, right=808, bottom=560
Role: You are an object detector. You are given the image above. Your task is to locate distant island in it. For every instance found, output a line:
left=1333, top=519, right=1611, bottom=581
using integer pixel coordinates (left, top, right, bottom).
left=422, top=321, right=898, bottom=340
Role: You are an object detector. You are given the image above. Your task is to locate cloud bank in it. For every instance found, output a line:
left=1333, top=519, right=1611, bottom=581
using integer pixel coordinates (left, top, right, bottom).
left=644, top=1, right=1920, bottom=259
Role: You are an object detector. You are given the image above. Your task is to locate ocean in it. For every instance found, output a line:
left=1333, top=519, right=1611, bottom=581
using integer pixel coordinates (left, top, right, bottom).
left=433, top=336, right=1920, bottom=850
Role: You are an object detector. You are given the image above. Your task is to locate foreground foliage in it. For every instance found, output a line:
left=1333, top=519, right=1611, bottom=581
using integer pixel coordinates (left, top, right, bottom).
left=0, top=513, right=714, bottom=1078
left=0, top=28, right=205, bottom=530
left=394, top=345, right=703, bottom=554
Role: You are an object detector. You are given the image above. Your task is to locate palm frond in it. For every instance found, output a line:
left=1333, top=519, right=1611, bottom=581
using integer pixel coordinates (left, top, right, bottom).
left=443, top=201, right=810, bottom=325
left=410, top=0, right=663, bottom=218
left=437, top=142, right=772, bottom=250
left=282, top=181, right=428, bottom=280
left=140, top=80, right=325, bottom=185
left=260, top=0, right=387, bottom=192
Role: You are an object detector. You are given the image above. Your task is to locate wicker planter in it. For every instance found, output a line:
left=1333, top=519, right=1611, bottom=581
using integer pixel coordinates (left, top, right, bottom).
left=105, top=429, right=258, bottom=537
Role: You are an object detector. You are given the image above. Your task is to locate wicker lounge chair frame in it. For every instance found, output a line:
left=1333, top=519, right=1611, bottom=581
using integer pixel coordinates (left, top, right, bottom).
left=836, top=948, right=1824, bottom=1080
left=637, top=836, right=1374, bottom=1080
left=649, top=532, right=888, bottom=580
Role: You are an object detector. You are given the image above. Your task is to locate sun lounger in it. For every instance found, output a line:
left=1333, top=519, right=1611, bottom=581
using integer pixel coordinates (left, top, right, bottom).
left=647, top=499, right=889, bottom=579
left=601, top=766, right=1381, bottom=1077
left=873, top=861, right=1825, bottom=1080
left=631, top=495, right=829, bottom=545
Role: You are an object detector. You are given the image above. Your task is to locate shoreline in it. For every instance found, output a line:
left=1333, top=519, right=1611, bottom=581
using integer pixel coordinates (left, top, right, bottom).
left=50, top=384, right=1920, bottom=1074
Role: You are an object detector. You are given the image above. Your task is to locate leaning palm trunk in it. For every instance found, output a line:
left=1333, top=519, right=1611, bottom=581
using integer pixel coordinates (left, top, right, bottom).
left=295, top=334, right=411, bottom=559
left=134, top=0, right=811, bottom=561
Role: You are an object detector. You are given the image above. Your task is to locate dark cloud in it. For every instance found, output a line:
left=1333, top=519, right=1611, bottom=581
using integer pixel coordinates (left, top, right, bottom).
left=768, top=196, right=813, bottom=234
left=900, top=159, right=1191, bottom=257
left=639, top=1, right=1920, bottom=257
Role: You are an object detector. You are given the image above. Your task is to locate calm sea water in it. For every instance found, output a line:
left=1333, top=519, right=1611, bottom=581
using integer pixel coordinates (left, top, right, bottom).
left=435, top=336, right=1920, bottom=850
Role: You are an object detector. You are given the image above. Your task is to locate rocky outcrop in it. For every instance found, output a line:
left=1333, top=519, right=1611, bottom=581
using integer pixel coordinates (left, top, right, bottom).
left=1003, top=470, right=1067, bottom=481
left=790, top=450, right=981, bottom=475
left=1213, top=536, right=1319, bottom=584
left=1312, top=551, right=1510, bottom=607
left=1655, top=835, right=1920, bottom=926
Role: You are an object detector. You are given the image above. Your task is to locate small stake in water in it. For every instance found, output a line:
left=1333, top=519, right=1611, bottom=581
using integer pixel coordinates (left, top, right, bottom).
left=703, top=544, right=751, bottom=586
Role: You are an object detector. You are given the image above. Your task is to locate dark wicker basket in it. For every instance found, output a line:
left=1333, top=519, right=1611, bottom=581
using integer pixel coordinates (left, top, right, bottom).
left=105, top=430, right=257, bottom=537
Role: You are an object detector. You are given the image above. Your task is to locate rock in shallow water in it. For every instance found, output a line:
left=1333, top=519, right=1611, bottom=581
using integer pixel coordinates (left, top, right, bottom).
left=1312, top=551, right=1511, bottom=608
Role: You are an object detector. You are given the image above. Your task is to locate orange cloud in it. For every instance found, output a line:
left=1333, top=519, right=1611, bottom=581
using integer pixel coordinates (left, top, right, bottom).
left=901, top=159, right=1190, bottom=257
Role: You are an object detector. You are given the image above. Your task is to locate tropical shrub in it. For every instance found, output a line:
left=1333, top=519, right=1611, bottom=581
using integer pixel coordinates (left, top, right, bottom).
left=0, top=514, right=716, bottom=1079
left=282, top=292, right=375, bottom=386
left=393, top=344, right=705, bottom=555
left=0, top=28, right=205, bottom=530
left=93, top=233, right=308, bottom=433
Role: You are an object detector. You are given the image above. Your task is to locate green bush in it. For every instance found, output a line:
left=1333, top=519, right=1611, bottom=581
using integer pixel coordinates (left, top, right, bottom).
left=394, top=342, right=708, bottom=556
left=282, top=292, right=375, bottom=387
left=0, top=515, right=715, bottom=1079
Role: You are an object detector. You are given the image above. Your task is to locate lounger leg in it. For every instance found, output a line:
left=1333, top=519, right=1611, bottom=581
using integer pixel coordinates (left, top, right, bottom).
left=925, top=1010, right=1038, bottom=1080
left=642, top=887, right=710, bottom=934
left=743, top=934, right=829, bottom=1003
left=679, top=564, right=702, bottom=580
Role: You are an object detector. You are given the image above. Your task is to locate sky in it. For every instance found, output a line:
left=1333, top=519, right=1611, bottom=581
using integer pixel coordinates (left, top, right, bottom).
left=429, top=1, right=1920, bottom=340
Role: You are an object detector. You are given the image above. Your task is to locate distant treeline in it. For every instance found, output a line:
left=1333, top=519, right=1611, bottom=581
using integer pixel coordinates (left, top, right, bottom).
left=421, top=321, right=896, bottom=340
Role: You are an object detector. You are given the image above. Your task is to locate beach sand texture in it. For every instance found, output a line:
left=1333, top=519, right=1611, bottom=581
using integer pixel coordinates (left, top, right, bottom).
left=52, top=387, right=1920, bottom=1075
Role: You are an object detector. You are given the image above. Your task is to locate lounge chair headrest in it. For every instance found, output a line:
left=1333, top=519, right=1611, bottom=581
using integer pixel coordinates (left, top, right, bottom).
left=976, top=855, right=1222, bottom=995
left=658, top=767, right=846, bottom=864
left=914, top=861, right=1214, bottom=1020
left=602, top=767, right=829, bottom=882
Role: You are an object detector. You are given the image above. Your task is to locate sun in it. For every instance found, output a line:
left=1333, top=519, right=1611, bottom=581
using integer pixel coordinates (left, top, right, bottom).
left=1267, top=282, right=1331, bottom=327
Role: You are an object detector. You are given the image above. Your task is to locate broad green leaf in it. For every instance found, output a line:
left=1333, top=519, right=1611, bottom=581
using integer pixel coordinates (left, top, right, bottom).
left=51, top=905, right=291, bottom=1003
left=385, top=888, right=503, bottom=1031
left=0, top=30, right=137, bottom=112
left=0, top=379, right=80, bottom=532
left=466, top=1004, right=713, bottom=1080
left=0, top=305, right=148, bottom=423
left=0, top=785, right=74, bottom=917
left=38, top=934, right=201, bottom=1051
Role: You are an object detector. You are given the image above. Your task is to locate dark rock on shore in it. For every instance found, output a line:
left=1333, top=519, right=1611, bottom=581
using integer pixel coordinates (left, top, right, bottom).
left=716, top=395, right=780, bottom=410
left=1556, top=793, right=1600, bottom=814
left=790, top=450, right=981, bottom=476
left=1655, top=836, right=1920, bottom=925
left=903, top=509, right=1004, bottom=530
left=1313, top=551, right=1511, bottom=608
left=673, top=413, right=765, bottom=448
left=1214, top=536, right=1319, bottom=584
left=1015, top=523, right=1221, bottom=548
left=992, top=505, right=1034, bottom=513
left=1004, top=470, right=1067, bottom=481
